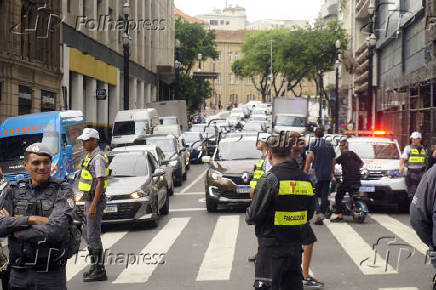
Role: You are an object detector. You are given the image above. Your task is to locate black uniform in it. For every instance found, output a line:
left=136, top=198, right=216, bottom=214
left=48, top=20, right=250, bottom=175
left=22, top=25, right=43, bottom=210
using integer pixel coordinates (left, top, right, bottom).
left=246, top=161, right=315, bottom=290
left=0, top=177, right=74, bottom=290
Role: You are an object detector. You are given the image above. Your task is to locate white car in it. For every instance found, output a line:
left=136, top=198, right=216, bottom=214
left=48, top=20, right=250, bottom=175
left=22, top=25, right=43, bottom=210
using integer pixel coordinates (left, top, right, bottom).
left=334, top=137, right=408, bottom=211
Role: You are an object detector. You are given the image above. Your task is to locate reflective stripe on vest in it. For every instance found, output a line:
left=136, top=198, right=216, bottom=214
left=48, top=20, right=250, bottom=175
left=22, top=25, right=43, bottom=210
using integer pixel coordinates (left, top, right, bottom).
left=274, top=210, right=307, bottom=226
left=278, top=180, right=314, bottom=196
left=250, top=159, right=265, bottom=189
left=78, top=151, right=109, bottom=192
left=408, top=147, right=426, bottom=166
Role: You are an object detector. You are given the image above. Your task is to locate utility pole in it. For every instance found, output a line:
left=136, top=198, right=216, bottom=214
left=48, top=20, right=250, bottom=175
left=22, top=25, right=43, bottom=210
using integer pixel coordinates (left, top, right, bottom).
left=270, top=39, right=273, bottom=102
left=122, top=1, right=130, bottom=110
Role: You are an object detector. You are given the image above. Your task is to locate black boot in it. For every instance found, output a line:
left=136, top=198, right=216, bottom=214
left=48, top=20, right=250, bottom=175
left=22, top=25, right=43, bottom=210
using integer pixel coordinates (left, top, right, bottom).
left=84, top=249, right=107, bottom=282
left=82, top=247, right=96, bottom=278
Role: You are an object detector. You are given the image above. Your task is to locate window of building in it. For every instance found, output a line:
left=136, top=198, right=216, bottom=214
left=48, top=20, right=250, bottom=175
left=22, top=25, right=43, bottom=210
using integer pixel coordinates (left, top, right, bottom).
left=247, top=77, right=252, bottom=84
left=220, top=20, right=224, bottom=25
left=67, top=0, right=71, bottom=13
left=217, top=51, right=221, bottom=61
left=217, top=74, right=221, bottom=84
left=229, top=52, right=232, bottom=62
left=234, top=76, right=239, bottom=84
left=235, top=53, right=238, bottom=60
left=229, top=73, right=233, bottom=84
left=18, top=85, right=32, bottom=115
left=41, top=90, right=56, bottom=112
left=210, top=20, right=218, bottom=26
left=226, top=21, right=230, bottom=25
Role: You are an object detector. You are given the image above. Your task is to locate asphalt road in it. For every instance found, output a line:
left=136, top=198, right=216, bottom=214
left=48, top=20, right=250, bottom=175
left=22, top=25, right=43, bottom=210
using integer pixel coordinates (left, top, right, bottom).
left=66, top=163, right=435, bottom=290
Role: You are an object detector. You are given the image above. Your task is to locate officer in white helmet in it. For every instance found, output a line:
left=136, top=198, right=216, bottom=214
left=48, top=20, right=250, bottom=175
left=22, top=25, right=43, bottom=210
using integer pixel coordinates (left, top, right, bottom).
left=400, top=131, right=426, bottom=202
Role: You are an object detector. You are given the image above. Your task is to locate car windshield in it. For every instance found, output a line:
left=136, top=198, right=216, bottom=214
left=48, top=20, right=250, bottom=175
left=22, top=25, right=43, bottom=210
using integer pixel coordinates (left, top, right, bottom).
left=217, top=138, right=260, bottom=160
left=113, top=121, right=149, bottom=135
left=0, top=132, right=59, bottom=162
left=183, top=133, right=202, bottom=144
left=160, top=117, right=177, bottom=125
left=348, top=142, right=400, bottom=159
left=110, top=154, right=149, bottom=177
left=275, top=115, right=306, bottom=127
left=146, top=138, right=176, bottom=154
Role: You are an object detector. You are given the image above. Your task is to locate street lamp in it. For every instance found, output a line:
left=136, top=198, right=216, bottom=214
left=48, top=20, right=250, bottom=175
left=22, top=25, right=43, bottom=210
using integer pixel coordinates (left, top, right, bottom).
left=368, top=0, right=376, bottom=16
left=122, top=1, right=130, bottom=110
left=335, top=39, right=341, bottom=133
left=197, top=53, right=202, bottom=72
left=366, top=32, right=376, bottom=130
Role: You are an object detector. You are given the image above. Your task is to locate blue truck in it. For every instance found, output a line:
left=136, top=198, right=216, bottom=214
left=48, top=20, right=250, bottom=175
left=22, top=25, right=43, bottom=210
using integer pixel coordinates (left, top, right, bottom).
left=0, top=111, right=85, bottom=182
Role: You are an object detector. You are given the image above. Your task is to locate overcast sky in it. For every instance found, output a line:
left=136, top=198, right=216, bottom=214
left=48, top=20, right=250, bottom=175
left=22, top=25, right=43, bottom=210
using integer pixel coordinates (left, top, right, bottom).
left=174, top=0, right=324, bottom=23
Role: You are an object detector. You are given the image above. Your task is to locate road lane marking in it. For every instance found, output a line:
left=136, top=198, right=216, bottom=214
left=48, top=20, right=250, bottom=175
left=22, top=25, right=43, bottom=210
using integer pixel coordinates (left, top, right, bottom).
left=112, top=217, right=190, bottom=284
left=379, top=288, right=419, bottom=290
left=67, top=231, right=128, bottom=281
left=325, top=220, right=397, bottom=275
left=196, top=215, right=240, bottom=281
left=174, top=191, right=204, bottom=196
left=179, top=170, right=207, bottom=194
left=171, top=207, right=206, bottom=212
left=371, top=214, right=427, bottom=255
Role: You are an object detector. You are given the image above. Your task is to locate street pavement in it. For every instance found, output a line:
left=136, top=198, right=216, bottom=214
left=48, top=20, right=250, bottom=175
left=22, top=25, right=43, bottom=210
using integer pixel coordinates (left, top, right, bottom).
left=67, top=163, right=435, bottom=290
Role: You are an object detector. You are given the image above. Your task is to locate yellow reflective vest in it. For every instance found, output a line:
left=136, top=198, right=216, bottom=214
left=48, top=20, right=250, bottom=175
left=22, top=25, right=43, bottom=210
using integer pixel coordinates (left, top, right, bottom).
left=408, top=146, right=426, bottom=169
left=250, top=158, right=265, bottom=189
left=78, top=150, right=109, bottom=196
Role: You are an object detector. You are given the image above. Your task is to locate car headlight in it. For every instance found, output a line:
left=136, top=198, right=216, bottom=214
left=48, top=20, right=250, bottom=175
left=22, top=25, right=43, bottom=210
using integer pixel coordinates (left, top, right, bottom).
left=386, top=169, right=402, bottom=178
left=130, top=190, right=147, bottom=199
left=210, top=169, right=222, bottom=180
left=169, top=160, right=178, bottom=167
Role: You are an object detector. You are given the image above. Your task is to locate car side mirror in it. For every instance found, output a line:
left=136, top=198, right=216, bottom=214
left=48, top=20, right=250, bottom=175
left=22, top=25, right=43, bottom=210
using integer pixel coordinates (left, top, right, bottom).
left=65, top=145, right=73, bottom=156
left=202, top=156, right=211, bottom=163
left=152, top=168, right=165, bottom=177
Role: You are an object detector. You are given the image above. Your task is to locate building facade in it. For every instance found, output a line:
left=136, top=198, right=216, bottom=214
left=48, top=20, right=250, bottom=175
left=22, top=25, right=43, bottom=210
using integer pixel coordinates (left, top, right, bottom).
left=247, top=19, right=309, bottom=30
left=61, top=0, right=175, bottom=142
left=0, top=0, right=62, bottom=122
left=195, top=5, right=247, bottom=31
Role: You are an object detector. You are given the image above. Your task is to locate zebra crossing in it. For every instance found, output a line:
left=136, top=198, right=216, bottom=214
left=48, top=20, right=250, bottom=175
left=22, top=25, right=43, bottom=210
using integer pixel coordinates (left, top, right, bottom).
left=66, top=212, right=431, bottom=289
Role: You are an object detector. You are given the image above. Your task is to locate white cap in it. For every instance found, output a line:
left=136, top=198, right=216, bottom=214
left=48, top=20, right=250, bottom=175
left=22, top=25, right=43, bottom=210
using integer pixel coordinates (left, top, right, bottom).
left=78, top=128, right=100, bottom=141
left=258, top=133, right=270, bottom=142
left=410, top=131, right=422, bottom=139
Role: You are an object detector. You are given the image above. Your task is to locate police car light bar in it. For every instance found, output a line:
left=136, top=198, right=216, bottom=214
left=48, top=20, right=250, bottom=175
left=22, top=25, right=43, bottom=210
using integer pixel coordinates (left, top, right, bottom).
left=344, top=130, right=394, bottom=135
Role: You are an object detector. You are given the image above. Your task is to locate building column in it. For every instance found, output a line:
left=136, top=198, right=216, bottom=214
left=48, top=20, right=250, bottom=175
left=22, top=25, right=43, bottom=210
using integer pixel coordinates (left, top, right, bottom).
left=109, top=70, right=121, bottom=124
left=137, top=81, right=144, bottom=108
left=85, top=77, right=97, bottom=124
left=32, top=89, right=41, bottom=113
left=71, top=72, right=84, bottom=111
left=61, top=45, right=70, bottom=110
left=129, top=77, right=137, bottom=109
left=151, top=84, right=157, bottom=102
left=97, top=82, right=109, bottom=126
left=145, top=83, right=151, bottom=104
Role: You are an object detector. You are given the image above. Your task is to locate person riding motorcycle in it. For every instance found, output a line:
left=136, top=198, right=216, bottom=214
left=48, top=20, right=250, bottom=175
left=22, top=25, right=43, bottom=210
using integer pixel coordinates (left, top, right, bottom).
left=400, top=132, right=426, bottom=202
left=331, top=139, right=364, bottom=222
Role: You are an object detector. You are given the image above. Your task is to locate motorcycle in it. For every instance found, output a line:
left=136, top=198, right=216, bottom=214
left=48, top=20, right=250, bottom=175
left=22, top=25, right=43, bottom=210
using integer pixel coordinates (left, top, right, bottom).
left=325, top=179, right=371, bottom=224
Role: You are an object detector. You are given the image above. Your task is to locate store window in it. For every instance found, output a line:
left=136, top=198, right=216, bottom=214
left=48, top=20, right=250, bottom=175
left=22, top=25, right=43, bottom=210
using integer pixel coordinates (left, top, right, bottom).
left=18, top=85, right=32, bottom=115
left=41, top=90, right=56, bottom=111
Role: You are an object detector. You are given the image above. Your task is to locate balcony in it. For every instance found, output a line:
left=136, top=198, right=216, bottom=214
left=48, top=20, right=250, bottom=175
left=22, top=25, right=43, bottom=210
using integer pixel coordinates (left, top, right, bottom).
left=355, top=0, right=369, bottom=19
left=354, top=42, right=369, bottom=92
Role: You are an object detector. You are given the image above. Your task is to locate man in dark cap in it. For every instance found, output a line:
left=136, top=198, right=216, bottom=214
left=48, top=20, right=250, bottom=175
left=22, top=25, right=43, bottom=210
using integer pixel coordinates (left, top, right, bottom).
left=0, top=143, right=75, bottom=289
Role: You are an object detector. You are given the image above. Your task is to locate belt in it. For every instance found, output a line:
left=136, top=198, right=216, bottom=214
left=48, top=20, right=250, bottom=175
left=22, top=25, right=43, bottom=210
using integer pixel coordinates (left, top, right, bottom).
left=11, top=259, right=66, bottom=272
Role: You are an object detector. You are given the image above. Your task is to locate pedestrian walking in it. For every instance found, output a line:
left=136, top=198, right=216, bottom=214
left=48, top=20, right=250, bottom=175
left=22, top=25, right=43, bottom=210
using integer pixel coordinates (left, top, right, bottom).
left=304, top=128, right=336, bottom=225
left=246, top=131, right=315, bottom=290
left=77, top=128, right=109, bottom=282
left=400, top=132, right=426, bottom=202
left=0, top=143, right=75, bottom=289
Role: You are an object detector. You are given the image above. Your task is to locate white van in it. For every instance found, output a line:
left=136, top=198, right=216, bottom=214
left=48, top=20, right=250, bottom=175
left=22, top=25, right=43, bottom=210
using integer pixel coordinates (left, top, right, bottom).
left=111, top=109, right=159, bottom=148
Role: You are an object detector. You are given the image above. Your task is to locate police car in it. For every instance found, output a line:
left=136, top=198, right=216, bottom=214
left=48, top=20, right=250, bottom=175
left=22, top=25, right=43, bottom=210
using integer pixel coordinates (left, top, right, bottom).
left=334, top=131, right=408, bottom=211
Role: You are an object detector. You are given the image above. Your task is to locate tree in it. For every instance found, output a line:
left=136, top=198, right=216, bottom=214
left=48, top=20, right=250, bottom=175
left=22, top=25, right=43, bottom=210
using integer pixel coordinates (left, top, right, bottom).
left=172, top=18, right=218, bottom=111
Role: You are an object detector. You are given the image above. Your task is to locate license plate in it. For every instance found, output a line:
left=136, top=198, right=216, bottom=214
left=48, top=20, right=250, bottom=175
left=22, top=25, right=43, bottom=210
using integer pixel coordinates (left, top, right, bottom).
left=104, top=205, right=118, bottom=213
left=236, top=186, right=251, bottom=193
left=359, top=185, right=375, bottom=193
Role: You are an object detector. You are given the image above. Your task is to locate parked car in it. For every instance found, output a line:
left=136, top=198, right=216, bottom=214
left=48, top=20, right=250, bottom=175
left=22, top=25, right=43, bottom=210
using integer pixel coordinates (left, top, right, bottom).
left=182, top=132, right=206, bottom=163
left=153, top=124, right=182, bottom=138
left=136, top=135, right=187, bottom=186
left=74, top=151, right=169, bottom=227
left=202, top=135, right=260, bottom=212
left=110, top=145, right=175, bottom=195
left=242, top=121, right=267, bottom=133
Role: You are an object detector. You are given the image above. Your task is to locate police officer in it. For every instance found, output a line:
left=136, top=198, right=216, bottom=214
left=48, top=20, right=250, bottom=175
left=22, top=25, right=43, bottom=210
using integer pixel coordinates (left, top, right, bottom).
left=77, top=128, right=109, bottom=282
left=246, top=132, right=315, bottom=290
left=400, top=132, right=426, bottom=202
left=0, top=143, right=74, bottom=290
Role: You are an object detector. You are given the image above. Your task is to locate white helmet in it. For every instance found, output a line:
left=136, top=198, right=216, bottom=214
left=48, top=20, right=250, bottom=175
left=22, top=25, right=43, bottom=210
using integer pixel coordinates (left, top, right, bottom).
left=410, top=131, right=422, bottom=139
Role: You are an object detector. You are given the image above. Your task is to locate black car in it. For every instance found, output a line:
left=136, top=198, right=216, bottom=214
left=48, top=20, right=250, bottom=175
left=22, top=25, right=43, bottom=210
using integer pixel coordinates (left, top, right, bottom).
left=203, top=135, right=261, bottom=212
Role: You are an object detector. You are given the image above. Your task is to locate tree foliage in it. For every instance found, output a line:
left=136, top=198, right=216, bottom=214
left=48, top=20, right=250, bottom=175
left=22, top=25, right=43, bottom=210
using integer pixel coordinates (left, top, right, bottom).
left=232, top=20, right=348, bottom=102
left=172, top=18, right=218, bottom=111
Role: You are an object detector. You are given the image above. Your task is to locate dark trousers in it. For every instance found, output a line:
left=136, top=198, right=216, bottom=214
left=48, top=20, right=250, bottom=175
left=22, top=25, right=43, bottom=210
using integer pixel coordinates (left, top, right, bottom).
left=8, top=267, right=66, bottom=290
left=336, top=183, right=360, bottom=214
left=83, top=198, right=106, bottom=250
left=315, top=180, right=330, bottom=215
left=254, top=245, right=303, bottom=290
left=406, top=169, right=424, bottom=200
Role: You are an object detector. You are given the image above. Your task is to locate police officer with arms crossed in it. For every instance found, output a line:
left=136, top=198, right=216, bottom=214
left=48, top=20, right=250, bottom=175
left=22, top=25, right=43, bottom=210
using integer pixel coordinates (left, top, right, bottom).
left=77, top=128, right=109, bottom=282
left=0, top=143, right=74, bottom=290
left=246, top=132, right=315, bottom=290
left=399, top=131, right=426, bottom=202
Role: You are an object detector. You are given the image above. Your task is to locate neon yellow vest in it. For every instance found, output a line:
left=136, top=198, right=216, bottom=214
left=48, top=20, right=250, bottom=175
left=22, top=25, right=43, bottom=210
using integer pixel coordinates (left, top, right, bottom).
left=78, top=151, right=109, bottom=193
left=250, top=158, right=265, bottom=189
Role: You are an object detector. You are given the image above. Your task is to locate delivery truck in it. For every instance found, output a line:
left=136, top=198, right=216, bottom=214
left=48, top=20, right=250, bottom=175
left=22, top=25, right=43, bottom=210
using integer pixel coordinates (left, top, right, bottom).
left=146, top=100, right=188, bottom=131
left=272, top=97, right=308, bottom=134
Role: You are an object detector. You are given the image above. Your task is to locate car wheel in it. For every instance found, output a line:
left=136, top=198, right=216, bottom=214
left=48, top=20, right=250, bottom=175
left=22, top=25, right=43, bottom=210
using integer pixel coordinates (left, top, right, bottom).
left=206, top=193, right=218, bottom=212
left=148, top=203, right=159, bottom=228
left=174, top=170, right=182, bottom=186
left=183, top=171, right=187, bottom=181
left=159, top=190, right=170, bottom=215
left=168, top=183, right=174, bottom=196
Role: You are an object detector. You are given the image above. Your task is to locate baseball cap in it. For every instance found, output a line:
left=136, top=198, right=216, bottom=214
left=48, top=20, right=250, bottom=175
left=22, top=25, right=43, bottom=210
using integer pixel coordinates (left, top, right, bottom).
left=25, top=143, right=53, bottom=158
left=410, top=131, right=422, bottom=139
left=78, top=128, right=100, bottom=141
